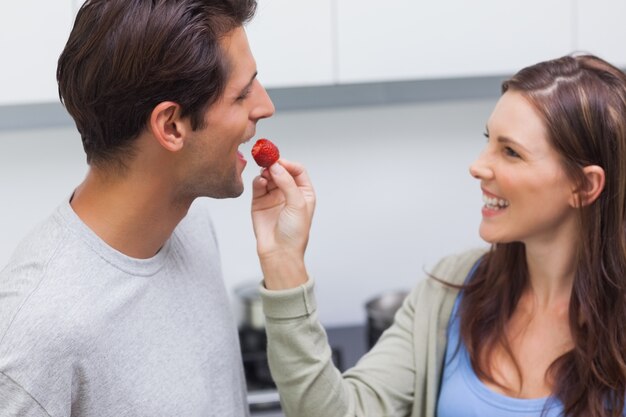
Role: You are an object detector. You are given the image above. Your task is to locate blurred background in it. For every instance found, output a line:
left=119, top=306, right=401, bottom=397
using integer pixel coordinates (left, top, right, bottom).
left=1, top=0, right=625, bottom=328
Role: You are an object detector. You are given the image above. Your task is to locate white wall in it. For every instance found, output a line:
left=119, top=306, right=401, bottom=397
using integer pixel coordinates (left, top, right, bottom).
left=0, top=1, right=74, bottom=105
left=0, top=98, right=492, bottom=326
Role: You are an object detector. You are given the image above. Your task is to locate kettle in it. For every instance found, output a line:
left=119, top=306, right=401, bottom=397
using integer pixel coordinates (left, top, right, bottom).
left=365, top=290, right=409, bottom=349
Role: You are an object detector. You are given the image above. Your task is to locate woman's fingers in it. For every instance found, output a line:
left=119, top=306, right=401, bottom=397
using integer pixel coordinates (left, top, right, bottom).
left=266, top=162, right=306, bottom=210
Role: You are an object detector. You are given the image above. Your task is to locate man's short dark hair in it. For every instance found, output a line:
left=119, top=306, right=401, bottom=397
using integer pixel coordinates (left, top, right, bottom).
left=57, top=0, right=257, bottom=167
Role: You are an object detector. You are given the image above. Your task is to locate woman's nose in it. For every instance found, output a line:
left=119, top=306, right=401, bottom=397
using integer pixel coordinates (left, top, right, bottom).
left=469, top=155, right=493, bottom=180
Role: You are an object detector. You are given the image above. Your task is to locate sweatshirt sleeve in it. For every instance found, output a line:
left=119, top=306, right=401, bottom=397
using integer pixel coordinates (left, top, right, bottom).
left=0, top=372, right=51, bottom=417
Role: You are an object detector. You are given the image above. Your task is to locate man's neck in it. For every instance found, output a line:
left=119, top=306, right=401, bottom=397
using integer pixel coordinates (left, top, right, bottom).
left=70, top=168, right=191, bottom=259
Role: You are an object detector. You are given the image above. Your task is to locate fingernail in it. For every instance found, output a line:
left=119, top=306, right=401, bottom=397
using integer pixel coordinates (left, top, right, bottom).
left=270, top=163, right=284, bottom=175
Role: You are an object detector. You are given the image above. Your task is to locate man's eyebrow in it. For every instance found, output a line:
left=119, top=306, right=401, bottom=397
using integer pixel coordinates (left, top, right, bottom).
left=239, top=71, right=258, bottom=93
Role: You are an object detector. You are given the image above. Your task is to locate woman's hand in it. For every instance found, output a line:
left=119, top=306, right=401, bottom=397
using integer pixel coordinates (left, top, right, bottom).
left=251, top=159, right=316, bottom=290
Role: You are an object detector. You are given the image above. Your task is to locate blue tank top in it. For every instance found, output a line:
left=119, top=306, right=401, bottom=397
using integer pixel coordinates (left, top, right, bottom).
left=437, top=262, right=563, bottom=417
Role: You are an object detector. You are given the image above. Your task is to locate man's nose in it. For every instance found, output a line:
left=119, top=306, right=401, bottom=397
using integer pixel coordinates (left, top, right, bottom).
left=252, top=83, right=275, bottom=121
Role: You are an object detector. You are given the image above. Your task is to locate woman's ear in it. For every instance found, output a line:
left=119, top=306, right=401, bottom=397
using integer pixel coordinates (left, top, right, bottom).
left=571, top=165, right=605, bottom=207
left=148, top=102, right=188, bottom=152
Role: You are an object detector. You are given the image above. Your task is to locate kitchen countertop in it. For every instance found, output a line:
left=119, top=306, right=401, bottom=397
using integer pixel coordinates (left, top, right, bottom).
left=250, top=410, right=284, bottom=417
left=249, top=324, right=368, bottom=417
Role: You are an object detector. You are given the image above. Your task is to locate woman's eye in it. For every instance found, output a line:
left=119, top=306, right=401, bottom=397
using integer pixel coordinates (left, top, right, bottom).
left=483, top=132, right=489, bottom=141
left=504, top=146, right=521, bottom=158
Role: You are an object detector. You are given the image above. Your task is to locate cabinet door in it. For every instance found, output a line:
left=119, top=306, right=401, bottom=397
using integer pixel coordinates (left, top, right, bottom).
left=0, top=1, right=74, bottom=106
left=337, top=0, right=574, bottom=83
left=577, top=0, right=626, bottom=68
left=245, top=0, right=334, bottom=88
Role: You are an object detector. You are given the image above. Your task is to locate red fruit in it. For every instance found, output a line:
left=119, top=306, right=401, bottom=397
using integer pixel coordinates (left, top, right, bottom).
left=251, top=138, right=280, bottom=168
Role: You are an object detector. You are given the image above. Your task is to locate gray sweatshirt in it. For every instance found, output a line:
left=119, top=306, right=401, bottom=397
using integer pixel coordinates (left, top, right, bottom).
left=0, top=198, right=248, bottom=417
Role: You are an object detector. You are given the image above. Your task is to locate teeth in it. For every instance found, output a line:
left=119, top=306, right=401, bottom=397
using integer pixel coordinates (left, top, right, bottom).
left=482, top=194, right=510, bottom=209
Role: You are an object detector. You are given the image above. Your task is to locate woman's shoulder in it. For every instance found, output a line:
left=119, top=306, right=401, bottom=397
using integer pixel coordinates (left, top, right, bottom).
left=406, top=247, right=487, bottom=306
left=401, top=248, right=487, bottom=338
left=427, top=247, right=488, bottom=286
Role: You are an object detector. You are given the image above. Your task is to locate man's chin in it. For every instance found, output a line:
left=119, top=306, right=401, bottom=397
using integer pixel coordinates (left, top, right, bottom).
left=228, top=186, right=245, bottom=199
left=208, top=182, right=244, bottom=199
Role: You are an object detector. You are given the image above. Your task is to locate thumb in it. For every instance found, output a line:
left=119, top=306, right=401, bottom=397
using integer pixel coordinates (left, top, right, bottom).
left=269, top=162, right=305, bottom=209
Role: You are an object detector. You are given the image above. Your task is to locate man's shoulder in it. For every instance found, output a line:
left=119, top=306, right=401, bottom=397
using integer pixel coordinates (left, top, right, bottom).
left=4, top=207, right=69, bottom=268
left=1, top=203, right=92, bottom=283
left=0, top=207, right=100, bottom=346
left=1, top=212, right=69, bottom=313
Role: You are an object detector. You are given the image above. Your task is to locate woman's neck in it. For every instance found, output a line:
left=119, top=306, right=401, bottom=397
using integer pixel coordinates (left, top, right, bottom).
left=523, top=238, right=576, bottom=310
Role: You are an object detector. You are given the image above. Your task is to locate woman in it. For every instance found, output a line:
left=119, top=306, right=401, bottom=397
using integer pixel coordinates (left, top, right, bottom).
left=250, top=54, right=626, bottom=417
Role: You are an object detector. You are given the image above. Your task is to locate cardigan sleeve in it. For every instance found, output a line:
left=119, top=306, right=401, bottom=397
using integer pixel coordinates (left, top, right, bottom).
left=260, top=248, right=486, bottom=417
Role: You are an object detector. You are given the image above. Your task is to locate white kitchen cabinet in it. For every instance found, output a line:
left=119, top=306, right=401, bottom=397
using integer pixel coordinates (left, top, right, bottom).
left=245, top=0, right=335, bottom=88
left=0, top=1, right=75, bottom=106
left=5, top=1, right=621, bottom=109
left=336, top=0, right=574, bottom=83
left=576, top=0, right=626, bottom=68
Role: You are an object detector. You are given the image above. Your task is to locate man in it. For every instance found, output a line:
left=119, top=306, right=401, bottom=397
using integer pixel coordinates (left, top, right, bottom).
left=0, top=0, right=274, bottom=416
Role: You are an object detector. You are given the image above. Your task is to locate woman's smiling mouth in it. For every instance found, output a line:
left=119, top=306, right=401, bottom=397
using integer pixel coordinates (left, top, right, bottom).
left=482, top=194, right=510, bottom=210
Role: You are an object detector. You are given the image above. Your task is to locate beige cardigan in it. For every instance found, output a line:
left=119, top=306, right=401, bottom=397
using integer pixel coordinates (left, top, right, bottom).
left=260, top=248, right=486, bottom=417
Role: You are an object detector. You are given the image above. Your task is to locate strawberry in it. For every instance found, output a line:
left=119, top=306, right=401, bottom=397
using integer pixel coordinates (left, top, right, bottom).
left=251, top=138, right=280, bottom=168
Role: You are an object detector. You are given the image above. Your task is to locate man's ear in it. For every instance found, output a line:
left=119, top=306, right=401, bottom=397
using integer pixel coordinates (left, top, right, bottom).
left=148, top=102, right=188, bottom=152
left=571, top=165, right=605, bottom=207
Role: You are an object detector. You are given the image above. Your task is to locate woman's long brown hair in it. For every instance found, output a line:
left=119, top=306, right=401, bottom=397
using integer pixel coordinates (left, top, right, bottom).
left=459, top=55, right=626, bottom=416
